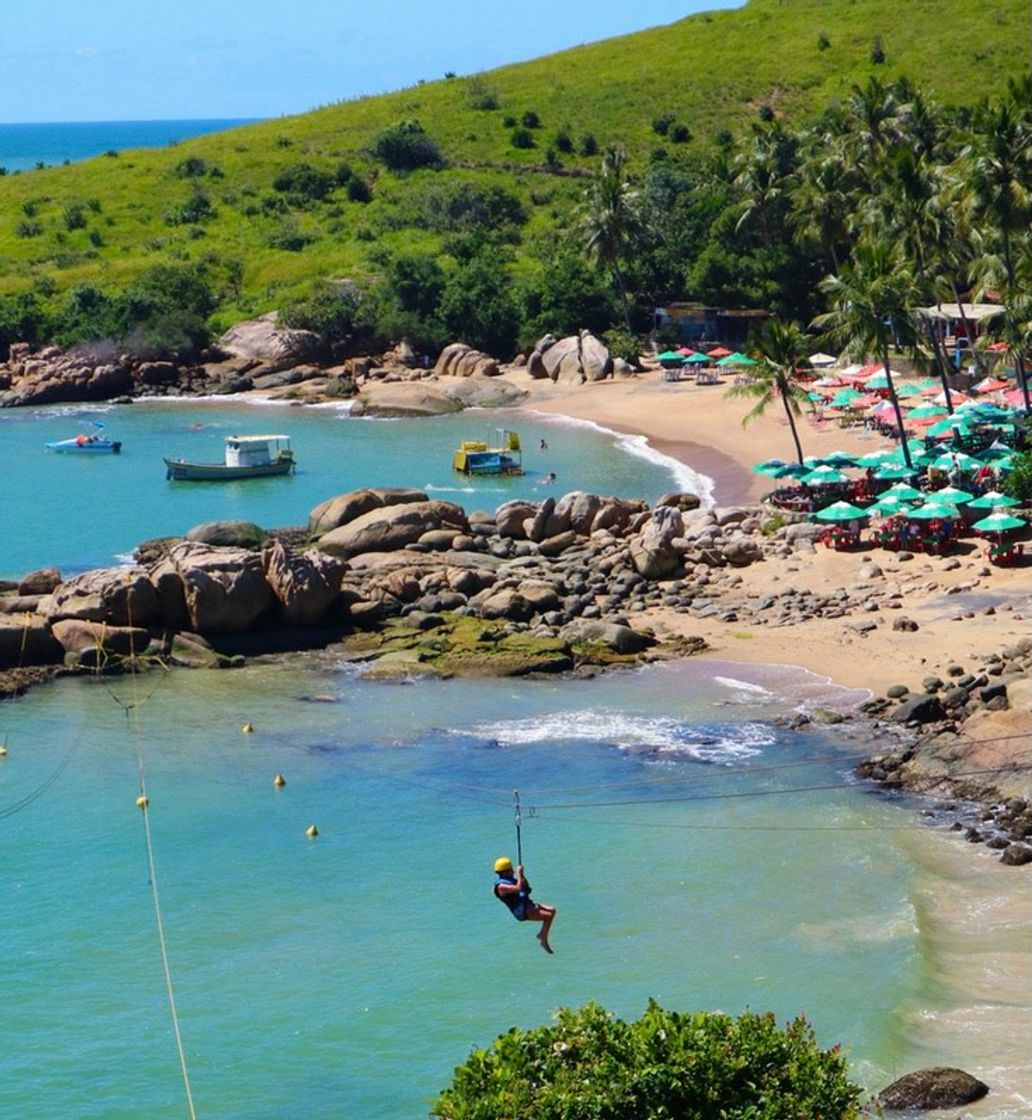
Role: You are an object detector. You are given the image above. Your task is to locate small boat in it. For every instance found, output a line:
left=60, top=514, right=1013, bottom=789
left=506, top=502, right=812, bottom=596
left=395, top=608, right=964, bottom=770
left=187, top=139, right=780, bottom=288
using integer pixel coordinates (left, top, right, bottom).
left=453, top=429, right=524, bottom=476
left=164, top=434, right=295, bottom=481
left=47, top=433, right=122, bottom=454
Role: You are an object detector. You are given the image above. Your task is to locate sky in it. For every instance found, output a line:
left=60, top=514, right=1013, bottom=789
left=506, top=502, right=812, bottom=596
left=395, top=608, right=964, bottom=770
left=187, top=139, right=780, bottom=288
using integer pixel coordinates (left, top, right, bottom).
left=4, top=1, right=738, bottom=123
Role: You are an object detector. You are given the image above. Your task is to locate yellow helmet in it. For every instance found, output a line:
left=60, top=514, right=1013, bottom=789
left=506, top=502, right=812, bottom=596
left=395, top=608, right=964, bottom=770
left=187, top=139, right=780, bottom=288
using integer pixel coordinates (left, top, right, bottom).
left=494, top=856, right=513, bottom=874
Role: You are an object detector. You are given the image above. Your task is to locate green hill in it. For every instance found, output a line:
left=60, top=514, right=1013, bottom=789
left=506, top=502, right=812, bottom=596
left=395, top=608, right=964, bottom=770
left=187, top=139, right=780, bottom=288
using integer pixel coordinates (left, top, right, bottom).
left=0, top=0, right=1026, bottom=333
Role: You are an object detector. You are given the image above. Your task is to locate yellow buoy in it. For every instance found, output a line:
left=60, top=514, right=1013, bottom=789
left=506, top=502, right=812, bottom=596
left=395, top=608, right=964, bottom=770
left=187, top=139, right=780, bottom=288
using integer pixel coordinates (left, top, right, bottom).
left=306, top=824, right=319, bottom=838
left=0, top=745, right=7, bottom=758
left=241, top=721, right=254, bottom=734
left=136, top=795, right=149, bottom=810
left=273, top=773, right=286, bottom=788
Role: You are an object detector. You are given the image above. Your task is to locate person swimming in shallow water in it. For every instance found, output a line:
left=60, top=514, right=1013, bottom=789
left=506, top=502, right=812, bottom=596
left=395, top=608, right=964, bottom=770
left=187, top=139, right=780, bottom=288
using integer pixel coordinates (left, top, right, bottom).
left=493, top=856, right=556, bottom=954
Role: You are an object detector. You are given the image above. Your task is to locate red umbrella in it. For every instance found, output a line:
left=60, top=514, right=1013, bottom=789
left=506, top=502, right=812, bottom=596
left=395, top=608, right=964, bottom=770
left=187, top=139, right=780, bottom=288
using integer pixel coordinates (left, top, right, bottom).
left=974, top=377, right=1009, bottom=393
left=707, top=346, right=733, bottom=358
left=675, top=347, right=697, bottom=356
left=986, top=341, right=1009, bottom=353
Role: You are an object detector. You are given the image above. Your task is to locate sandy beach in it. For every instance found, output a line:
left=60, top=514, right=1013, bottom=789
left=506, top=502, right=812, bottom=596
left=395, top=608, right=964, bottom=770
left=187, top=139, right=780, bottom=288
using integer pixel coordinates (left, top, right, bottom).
left=508, top=365, right=1031, bottom=705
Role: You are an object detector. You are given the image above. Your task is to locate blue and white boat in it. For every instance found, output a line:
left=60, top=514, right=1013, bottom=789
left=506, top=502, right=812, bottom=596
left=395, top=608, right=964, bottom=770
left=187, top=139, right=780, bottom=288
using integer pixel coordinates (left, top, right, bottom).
left=46, top=422, right=122, bottom=454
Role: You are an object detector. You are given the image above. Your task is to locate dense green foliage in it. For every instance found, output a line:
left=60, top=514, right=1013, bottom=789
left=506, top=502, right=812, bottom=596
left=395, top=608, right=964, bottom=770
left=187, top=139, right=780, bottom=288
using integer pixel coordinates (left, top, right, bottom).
left=0, top=0, right=1029, bottom=365
left=432, top=1001, right=862, bottom=1120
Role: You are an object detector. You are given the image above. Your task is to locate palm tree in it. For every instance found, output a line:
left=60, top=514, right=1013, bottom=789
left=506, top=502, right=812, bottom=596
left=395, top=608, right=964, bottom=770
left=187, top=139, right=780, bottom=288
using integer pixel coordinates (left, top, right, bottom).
left=724, top=319, right=812, bottom=465
left=581, top=145, right=640, bottom=330
left=814, top=241, right=922, bottom=469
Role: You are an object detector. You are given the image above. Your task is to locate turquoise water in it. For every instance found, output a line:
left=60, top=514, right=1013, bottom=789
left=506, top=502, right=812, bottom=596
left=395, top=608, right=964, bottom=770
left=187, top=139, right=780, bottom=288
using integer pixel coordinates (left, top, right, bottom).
left=2, top=658, right=926, bottom=1119
left=0, top=119, right=259, bottom=173
left=0, top=400, right=704, bottom=579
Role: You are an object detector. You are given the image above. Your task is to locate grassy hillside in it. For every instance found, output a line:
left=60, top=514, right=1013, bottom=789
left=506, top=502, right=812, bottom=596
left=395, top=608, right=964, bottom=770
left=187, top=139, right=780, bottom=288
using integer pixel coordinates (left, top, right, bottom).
left=0, top=0, right=1026, bottom=328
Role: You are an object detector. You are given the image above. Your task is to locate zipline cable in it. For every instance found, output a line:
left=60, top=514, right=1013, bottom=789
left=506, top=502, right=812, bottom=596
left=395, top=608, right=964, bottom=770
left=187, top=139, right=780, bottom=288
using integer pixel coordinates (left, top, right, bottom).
left=120, top=595, right=198, bottom=1120
left=514, top=790, right=523, bottom=866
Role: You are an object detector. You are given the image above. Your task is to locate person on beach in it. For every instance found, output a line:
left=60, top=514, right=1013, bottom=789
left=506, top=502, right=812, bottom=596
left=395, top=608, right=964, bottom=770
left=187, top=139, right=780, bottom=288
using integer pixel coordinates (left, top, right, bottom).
left=493, top=856, right=556, bottom=954
left=539, top=438, right=549, bottom=450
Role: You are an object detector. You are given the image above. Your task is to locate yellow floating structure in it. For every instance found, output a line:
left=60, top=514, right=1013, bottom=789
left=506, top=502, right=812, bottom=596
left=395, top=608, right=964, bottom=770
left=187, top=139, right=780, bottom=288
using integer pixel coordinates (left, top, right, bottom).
left=452, top=429, right=523, bottom=476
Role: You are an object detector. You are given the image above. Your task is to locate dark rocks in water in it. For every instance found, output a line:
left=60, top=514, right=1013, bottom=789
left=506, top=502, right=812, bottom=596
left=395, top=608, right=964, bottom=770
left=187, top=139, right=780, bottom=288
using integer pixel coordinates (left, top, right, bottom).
left=878, top=1067, right=988, bottom=1111
left=1000, top=842, right=1032, bottom=866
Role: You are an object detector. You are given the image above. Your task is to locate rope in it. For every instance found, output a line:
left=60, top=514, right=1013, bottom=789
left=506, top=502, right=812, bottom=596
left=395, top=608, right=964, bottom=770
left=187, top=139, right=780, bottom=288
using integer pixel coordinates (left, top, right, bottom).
left=121, top=589, right=199, bottom=1120
left=513, top=790, right=523, bottom=866
left=0, top=728, right=82, bottom=820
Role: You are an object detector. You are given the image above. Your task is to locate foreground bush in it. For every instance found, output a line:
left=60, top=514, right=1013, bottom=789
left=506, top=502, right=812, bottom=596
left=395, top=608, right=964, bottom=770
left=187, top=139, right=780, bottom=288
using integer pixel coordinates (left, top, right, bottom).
left=432, top=1001, right=862, bottom=1120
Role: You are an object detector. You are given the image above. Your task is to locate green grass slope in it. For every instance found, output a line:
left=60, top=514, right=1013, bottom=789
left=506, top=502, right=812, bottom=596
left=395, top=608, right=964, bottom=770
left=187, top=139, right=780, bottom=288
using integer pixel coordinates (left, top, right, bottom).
left=0, top=0, right=1025, bottom=325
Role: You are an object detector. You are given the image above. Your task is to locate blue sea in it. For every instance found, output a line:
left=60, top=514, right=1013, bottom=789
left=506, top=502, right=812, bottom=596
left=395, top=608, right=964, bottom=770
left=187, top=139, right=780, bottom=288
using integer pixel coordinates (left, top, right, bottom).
left=1, top=401, right=1028, bottom=1119
left=0, top=119, right=259, bottom=173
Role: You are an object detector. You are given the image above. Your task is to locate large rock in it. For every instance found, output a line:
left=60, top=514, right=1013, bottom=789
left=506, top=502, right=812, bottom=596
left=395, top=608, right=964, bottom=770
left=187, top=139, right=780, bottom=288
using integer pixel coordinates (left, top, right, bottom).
left=533, top=331, right=612, bottom=385
left=309, top=488, right=429, bottom=536
left=42, top=568, right=161, bottom=627
left=217, top=312, right=327, bottom=373
left=433, top=342, right=501, bottom=378
left=878, top=1068, right=989, bottom=1111
left=564, top=620, right=656, bottom=655
left=554, top=492, right=601, bottom=536
left=18, top=568, right=62, bottom=595
left=891, top=693, right=947, bottom=724
left=186, top=520, right=267, bottom=548
left=150, top=543, right=274, bottom=633
left=579, top=331, right=613, bottom=382
left=51, top=618, right=150, bottom=658
left=355, top=381, right=464, bottom=417
left=261, top=541, right=345, bottom=626
left=0, top=616, right=64, bottom=667
left=591, top=497, right=647, bottom=534
left=629, top=506, right=684, bottom=579
left=495, top=499, right=538, bottom=540
left=316, top=501, right=469, bottom=559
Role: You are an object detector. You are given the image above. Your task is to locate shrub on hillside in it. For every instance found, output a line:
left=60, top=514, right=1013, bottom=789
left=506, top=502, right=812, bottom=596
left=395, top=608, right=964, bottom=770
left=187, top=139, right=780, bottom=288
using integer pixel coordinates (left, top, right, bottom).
left=554, top=130, right=573, bottom=154
left=280, top=280, right=366, bottom=347
left=652, top=112, right=676, bottom=136
left=432, top=1001, right=862, bottom=1120
left=63, top=202, right=87, bottom=231
left=521, top=110, right=541, bottom=129
left=466, top=77, right=500, bottom=111
left=272, top=162, right=337, bottom=205
left=347, top=177, right=372, bottom=203
left=264, top=219, right=315, bottom=251
left=511, top=128, right=535, bottom=149
left=165, top=190, right=217, bottom=226
left=370, top=119, right=443, bottom=171
left=580, top=133, right=598, bottom=156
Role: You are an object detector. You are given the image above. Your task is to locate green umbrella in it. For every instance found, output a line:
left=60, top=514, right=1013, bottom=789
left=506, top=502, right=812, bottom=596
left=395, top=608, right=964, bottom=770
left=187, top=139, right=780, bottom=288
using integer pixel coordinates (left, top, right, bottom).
left=819, top=450, right=858, bottom=468
left=908, top=402, right=948, bottom=419
left=866, top=372, right=890, bottom=389
left=977, top=444, right=1016, bottom=463
left=831, top=388, right=862, bottom=407
left=753, top=458, right=787, bottom=475
left=657, top=350, right=685, bottom=362
left=802, top=466, right=848, bottom=484
left=933, top=485, right=975, bottom=505
left=896, top=383, right=923, bottom=397
left=908, top=501, right=961, bottom=520
left=814, top=501, right=869, bottom=522
left=882, top=482, right=924, bottom=501
left=717, top=353, right=758, bottom=367
left=771, top=462, right=809, bottom=479
left=857, top=449, right=898, bottom=466
left=932, top=451, right=982, bottom=472
left=926, top=417, right=970, bottom=438
left=682, top=351, right=711, bottom=364
left=874, top=464, right=917, bottom=480
left=968, top=490, right=1019, bottom=509
left=869, top=494, right=912, bottom=516
left=972, top=511, right=1026, bottom=533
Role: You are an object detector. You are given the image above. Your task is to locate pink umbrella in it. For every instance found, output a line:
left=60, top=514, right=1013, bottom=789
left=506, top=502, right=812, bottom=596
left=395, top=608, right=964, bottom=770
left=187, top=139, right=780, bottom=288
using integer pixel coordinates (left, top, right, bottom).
left=871, top=401, right=897, bottom=421
left=1003, top=388, right=1026, bottom=408
left=974, top=377, right=1009, bottom=393
left=933, top=390, right=971, bottom=406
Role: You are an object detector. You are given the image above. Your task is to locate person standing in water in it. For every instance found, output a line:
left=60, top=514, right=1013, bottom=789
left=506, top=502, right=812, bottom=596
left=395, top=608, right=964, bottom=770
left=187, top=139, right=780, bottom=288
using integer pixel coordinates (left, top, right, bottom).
left=493, top=856, right=556, bottom=954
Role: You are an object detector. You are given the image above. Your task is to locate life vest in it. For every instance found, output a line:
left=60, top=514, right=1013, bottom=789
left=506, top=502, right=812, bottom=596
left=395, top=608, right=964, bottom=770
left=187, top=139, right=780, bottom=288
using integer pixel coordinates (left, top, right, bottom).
left=494, top=872, right=531, bottom=918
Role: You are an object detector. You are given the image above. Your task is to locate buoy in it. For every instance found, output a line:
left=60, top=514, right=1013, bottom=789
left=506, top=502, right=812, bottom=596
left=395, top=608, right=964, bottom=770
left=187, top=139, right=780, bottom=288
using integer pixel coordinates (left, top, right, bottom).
left=306, top=824, right=319, bottom=838
left=136, top=795, right=149, bottom=810
left=273, top=773, right=286, bottom=788
left=241, top=721, right=254, bottom=734
left=0, top=745, right=7, bottom=758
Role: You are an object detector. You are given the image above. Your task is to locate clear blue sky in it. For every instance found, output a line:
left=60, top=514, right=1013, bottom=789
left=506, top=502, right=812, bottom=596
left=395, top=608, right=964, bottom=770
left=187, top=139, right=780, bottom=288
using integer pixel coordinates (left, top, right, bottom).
left=5, top=1, right=738, bottom=122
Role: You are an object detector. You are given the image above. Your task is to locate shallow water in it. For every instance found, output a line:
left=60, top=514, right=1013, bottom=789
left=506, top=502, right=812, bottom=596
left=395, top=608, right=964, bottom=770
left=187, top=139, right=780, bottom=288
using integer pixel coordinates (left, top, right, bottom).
left=1, top=656, right=1028, bottom=1118
left=0, top=399, right=706, bottom=579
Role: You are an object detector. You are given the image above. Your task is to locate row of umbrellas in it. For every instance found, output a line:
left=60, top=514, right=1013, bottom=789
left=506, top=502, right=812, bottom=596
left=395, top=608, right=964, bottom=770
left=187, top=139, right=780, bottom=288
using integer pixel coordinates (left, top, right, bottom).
left=814, top=496, right=1025, bottom=534
left=656, top=348, right=758, bottom=368
left=754, top=444, right=1019, bottom=483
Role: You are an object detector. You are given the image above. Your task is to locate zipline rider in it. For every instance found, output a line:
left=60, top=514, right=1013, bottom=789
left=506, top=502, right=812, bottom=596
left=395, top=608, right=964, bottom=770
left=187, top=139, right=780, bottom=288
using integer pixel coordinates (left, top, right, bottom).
left=493, top=856, right=556, bottom=954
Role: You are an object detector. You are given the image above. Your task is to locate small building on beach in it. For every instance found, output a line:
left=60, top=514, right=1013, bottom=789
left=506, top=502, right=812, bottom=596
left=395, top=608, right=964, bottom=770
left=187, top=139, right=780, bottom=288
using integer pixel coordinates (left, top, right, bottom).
left=654, top=302, right=769, bottom=348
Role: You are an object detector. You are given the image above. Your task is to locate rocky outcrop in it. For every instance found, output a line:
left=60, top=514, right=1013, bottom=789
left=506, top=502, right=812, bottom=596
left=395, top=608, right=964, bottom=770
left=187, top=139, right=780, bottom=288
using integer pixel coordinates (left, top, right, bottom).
left=878, top=1068, right=989, bottom=1111
left=151, top=543, right=275, bottom=632
left=217, top=312, right=327, bottom=373
left=41, top=567, right=161, bottom=627
left=433, top=343, right=501, bottom=378
left=309, top=488, right=430, bottom=536
left=1, top=347, right=134, bottom=408
left=185, top=520, right=267, bottom=548
left=316, top=500, right=469, bottom=559
left=528, top=331, right=613, bottom=386
left=262, top=541, right=345, bottom=626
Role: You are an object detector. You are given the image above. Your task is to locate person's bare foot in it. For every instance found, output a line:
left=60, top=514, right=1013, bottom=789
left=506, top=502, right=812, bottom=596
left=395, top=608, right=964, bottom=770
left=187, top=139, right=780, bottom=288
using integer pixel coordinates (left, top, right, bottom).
left=537, top=935, right=554, bottom=955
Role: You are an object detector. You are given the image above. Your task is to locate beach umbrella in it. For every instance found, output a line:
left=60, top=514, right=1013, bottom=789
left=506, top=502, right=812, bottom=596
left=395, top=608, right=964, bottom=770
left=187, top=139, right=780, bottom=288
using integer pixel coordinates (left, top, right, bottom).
left=907, top=501, right=961, bottom=521
left=813, top=501, right=869, bottom=522
left=972, top=511, right=1027, bottom=533
left=932, top=451, right=982, bottom=472
left=978, top=443, right=1016, bottom=463
left=886, top=441, right=934, bottom=466
left=801, top=467, right=848, bottom=484
left=874, top=464, right=918, bottom=480
left=973, top=377, right=1010, bottom=394
left=830, top=388, right=862, bottom=407
left=753, top=458, right=787, bottom=475
left=882, top=482, right=924, bottom=502
left=807, top=391, right=825, bottom=402
left=926, top=417, right=971, bottom=439
left=808, top=352, right=838, bottom=368
left=682, top=351, right=710, bottom=364
left=819, top=450, right=858, bottom=468
left=869, top=494, right=912, bottom=516
left=933, top=485, right=975, bottom=505
left=770, top=462, right=810, bottom=479
left=717, top=353, right=758, bottom=367
left=656, top=350, right=685, bottom=363
left=907, top=402, right=948, bottom=420
left=856, top=449, right=898, bottom=466
left=933, top=389, right=971, bottom=406
left=896, top=383, right=923, bottom=397
left=675, top=347, right=697, bottom=356
left=967, top=490, right=1019, bottom=510
left=707, top=346, right=733, bottom=358
left=813, top=375, right=847, bottom=388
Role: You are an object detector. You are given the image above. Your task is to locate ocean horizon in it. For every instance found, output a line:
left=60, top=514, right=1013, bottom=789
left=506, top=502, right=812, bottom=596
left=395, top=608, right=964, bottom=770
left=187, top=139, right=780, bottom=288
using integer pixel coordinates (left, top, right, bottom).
left=0, top=118, right=262, bottom=173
